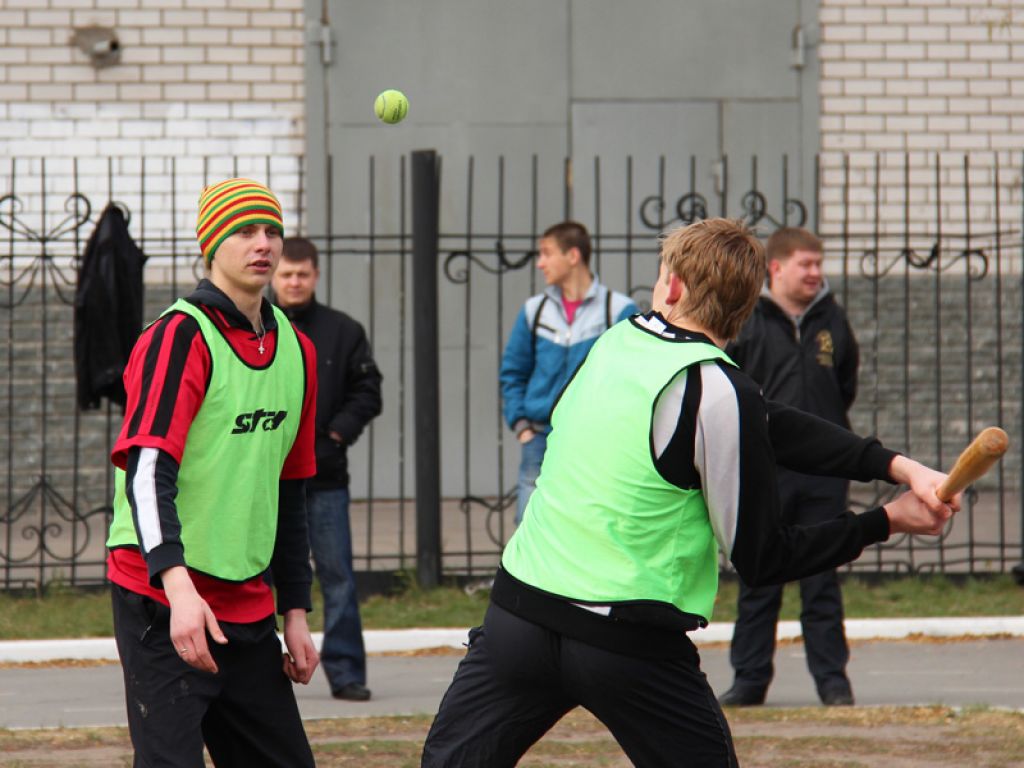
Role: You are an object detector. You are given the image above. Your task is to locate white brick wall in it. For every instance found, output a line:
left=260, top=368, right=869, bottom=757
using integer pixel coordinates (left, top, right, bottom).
left=0, top=0, right=306, bottom=268
left=819, top=0, right=1024, bottom=262
left=3, top=1, right=1021, bottom=272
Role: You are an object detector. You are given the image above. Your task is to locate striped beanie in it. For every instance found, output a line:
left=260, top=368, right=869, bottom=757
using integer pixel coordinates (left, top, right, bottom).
left=196, top=178, right=284, bottom=264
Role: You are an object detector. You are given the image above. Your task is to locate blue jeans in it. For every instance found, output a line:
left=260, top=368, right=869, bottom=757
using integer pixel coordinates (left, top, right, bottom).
left=306, top=487, right=366, bottom=690
left=515, top=432, right=547, bottom=524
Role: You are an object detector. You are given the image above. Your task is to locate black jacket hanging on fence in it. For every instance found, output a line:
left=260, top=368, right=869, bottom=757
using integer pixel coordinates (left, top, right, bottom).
left=74, top=203, right=146, bottom=409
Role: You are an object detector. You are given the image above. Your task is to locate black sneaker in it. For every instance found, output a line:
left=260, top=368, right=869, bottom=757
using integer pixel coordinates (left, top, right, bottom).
left=717, top=685, right=766, bottom=707
left=1011, top=561, right=1024, bottom=586
left=820, top=686, right=854, bottom=706
left=332, top=682, right=372, bottom=701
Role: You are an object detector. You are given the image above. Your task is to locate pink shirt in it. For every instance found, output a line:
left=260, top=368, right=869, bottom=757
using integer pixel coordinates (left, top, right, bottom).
left=562, top=296, right=583, bottom=324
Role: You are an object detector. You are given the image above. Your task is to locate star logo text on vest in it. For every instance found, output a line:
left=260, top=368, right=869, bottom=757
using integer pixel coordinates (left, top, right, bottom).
left=232, top=409, right=289, bottom=434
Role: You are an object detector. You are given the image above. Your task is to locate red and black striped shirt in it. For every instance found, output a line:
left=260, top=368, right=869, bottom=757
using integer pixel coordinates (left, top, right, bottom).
left=108, top=280, right=317, bottom=623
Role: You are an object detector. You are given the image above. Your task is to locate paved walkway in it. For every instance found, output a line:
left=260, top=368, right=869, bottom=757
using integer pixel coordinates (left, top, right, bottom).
left=1, top=618, right=1022, bottom=729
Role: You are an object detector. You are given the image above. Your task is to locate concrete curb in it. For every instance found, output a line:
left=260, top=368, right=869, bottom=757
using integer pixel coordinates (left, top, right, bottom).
left=1, top=617, right=1022, bottom=663
left=694, top=616, right=1024, bottom=644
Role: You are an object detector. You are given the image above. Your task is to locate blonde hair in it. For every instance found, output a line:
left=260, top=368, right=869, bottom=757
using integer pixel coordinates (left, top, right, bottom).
left=659, top=219, right=765, bottom=341
left=766, top=227, right=823, bottom=263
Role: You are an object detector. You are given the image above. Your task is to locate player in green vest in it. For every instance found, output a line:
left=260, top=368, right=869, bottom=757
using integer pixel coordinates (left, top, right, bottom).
left=422, top=218, right=961, bottom=768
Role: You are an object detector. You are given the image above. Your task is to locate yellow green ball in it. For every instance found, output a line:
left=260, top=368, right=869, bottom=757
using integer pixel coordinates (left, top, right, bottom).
left=374, top=89, right=409, bottom=124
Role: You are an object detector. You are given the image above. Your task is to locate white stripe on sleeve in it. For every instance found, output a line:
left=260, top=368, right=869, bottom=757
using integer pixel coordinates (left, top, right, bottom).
left=694, top=362, right=742, bottom=559
left=133, top=447, right=163, bottom=554
left=652, top=369, right=687, bottom=459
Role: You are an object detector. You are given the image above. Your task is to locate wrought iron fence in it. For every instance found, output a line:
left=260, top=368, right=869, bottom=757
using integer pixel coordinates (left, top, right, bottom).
left=0, top=151, right=1020, bottom=591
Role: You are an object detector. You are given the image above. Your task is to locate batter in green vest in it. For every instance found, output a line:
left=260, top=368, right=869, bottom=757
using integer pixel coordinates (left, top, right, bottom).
left=502, top=319, right=730, bottom=622
left=423, top=219, right=961, bottom=768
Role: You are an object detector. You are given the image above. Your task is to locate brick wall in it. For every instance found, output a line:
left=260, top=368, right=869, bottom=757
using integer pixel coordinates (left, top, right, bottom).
left=3, top=1, right=1022, bottom=252
left=819, top=0, right=1024, bottom=154
left=0, top=0, right=307, bottom=255
left=817, top=1, right=1024, bottom=243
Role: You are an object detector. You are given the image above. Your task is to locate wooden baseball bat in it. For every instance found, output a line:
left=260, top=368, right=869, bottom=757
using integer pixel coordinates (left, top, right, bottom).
left=935, top=427, right=1009, bottom=502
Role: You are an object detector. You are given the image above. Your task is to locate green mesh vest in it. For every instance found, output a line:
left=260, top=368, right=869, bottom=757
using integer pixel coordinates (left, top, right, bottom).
left=107, top=300, right=304, bottom=582
left=502, top=318, right=733, bottom=622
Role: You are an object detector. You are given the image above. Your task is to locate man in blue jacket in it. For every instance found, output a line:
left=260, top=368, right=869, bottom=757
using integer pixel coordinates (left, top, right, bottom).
left=499, top=221, right=637, bottom=523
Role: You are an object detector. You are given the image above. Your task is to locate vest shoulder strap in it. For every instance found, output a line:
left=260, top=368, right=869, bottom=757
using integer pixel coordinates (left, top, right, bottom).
left=530, top=294, right=550, bottom=348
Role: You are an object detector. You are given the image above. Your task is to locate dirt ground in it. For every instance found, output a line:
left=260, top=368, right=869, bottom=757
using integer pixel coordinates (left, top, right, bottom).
left=1, top=705, right=1022, bottom=767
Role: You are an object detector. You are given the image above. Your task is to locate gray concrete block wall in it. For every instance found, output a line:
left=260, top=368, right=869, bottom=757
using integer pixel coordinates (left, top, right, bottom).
left=839, top=273, right=1022, bottom=489
left=2, top=275, right=1020, bottom=496
left=0, top=283, right=180, bottom=587
left=0, top=271, right=1019, bottom=584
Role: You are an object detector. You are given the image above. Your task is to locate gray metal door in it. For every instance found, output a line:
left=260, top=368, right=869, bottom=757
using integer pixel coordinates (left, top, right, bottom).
left=300, top=0, right=821, bottom=502
left=304, top=0, right=819, bottom=234
left=570, top=0, right=819, bottom=240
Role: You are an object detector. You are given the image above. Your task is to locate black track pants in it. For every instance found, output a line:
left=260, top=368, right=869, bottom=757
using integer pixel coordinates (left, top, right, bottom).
left=111, top=584, right=315, bottom=768
left=422, top=602, right=738, bottom=768
left=729, top=473, right=851, bottom=697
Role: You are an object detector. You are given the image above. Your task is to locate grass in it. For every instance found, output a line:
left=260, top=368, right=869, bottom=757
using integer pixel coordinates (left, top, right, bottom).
left=0, top=574, right=1020, bottom=641
left=713, top=574, right=1024, bottom=623
left=359, top=581, right=492, bottom=629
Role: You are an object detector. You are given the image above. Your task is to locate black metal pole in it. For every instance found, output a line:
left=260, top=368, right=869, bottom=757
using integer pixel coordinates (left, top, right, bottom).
left=411, top=149, right=441, bottom=587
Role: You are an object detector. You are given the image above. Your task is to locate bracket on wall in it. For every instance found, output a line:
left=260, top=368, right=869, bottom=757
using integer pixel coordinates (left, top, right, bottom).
left=70, top=25, right=121, bottom=69
left=791, top=23, right=805, bottom=69
left=305, top=20, right=334, bottom=66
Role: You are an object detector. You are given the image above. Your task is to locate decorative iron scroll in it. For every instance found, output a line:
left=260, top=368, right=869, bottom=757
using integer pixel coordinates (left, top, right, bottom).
left=859, top=244, right=990, bottom=281
left=639, top=192, right=708, bottom=230
left=0, top=192, right=92, bottom=243
left=0, top=188, right=122, bottom=589
left=738, top=190, right=807, bottom=231
left=0, top=192, right=97, bottom=307
left=844, top=482, right=973, bottom=574
left=638, top=188, right=807, bottom=233
left=846, top=481, right=901, bottom=515
left=0, top=479, right=110, bottom=569
left=459, top=490, right=517, bottom=548
left=444, top=240, right=535, bottom=284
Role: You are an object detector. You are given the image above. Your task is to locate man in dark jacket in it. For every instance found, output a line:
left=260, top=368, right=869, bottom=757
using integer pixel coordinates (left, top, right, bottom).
left=719, top=227, right=861, bottom=708
left=273, top=236, right=383, bottom=701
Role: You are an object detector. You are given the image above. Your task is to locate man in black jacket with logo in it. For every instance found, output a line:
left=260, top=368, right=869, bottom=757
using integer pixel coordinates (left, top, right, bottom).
left=273, top=236, right=383, bottom=701
left=719, top=227, right=861, bottom=708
